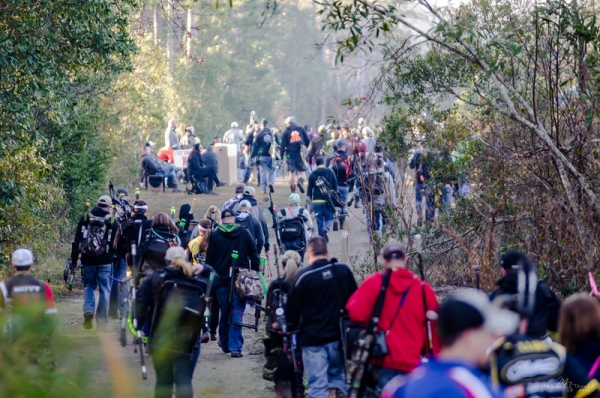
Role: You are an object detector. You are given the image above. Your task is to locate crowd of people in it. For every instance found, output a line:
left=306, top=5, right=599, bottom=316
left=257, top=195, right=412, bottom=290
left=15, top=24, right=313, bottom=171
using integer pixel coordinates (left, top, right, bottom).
left=4, top=114, right=600, bottom=398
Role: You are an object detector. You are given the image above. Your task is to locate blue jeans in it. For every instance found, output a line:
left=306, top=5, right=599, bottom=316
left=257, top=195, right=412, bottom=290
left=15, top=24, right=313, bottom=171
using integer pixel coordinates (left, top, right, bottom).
left=336, top=186, right=349, bottom=225
left=314, top=202, right=333, bottom=235
left=365, top=209, right=383, bottom=235
left=415, top=182, right=435, bottom=221
left=153, top=344, right=200, bottom=398
left=441, top=183, right=453, bottom=212
left=157, top=163, right=177, bottom=185
left=108, top=256, right=127, bottom=317
left=259, top=156, right=276, bottom=192
left=82, top=264, right=112, bottom=324
left=215, top=284, right=244, bottom=354
left=302, top=341, right=346, bottom=398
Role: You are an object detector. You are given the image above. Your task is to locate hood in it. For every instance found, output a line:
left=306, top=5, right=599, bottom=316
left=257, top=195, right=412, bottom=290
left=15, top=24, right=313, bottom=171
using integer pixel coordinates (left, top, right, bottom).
left=496, top=273, right=518, bottom=294
left=218, top=223, right=242, bottom=236
left=387, top=268, right=420, bottom=295
left=242, top=195, right=258, bottom=206
left=90, top=206, right=110, bottom=218
left=236, top=211, right=251, bottom=222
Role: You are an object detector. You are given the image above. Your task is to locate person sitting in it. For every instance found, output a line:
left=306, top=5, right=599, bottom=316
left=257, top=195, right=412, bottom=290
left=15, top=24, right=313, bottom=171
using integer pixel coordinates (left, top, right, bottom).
left=276, top=193, right=313, bottom=260
left=202, top=145, right=220, bottom=179
left=187, top=138, right=225, bottom=195
left=140, top=143, right=183, bottom=192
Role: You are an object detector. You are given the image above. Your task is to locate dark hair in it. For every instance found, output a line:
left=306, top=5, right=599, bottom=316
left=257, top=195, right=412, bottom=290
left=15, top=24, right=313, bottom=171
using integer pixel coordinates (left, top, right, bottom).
left=151, top=212, right=178, bottom=234
left=307, top=237, right=328, bottom=257
left=437, top=301, right=484, bottom=347
left=558, top=293, right=600, bottom=353
left=316, top=157, right=325, bottom=166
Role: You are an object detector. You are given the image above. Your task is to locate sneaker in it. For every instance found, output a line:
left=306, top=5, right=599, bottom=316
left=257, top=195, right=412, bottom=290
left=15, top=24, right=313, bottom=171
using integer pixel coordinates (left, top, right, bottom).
left=210, top=333, right=217, bottom=342
left=290, top=184, right=296, bottom=193
left=297, top=179, right=305, bottom=194
left=347, top=196, right=354, bottom=207
left=83, top=312, right=94, bottom=329
left=322, top=228, right=329, bottom=243
left=207, top=190, right=219, bottom=195
left=172, top=187, right=184, bottom=193
left=201, top=331, right=210, bottom=344
left=332, top=220, right=339, bottom=231
left=231, top=352, right=243, bottom=358
left=218, top=338, right=230, bottom=353
left=216, top=181, right=226, bottom=188
left=354, top=200, right=361, bottom=209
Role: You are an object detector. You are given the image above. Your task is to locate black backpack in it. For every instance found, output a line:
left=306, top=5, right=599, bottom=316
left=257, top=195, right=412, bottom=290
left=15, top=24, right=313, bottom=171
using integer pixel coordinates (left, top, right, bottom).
left=178, top=219, right=198, bottom=249
left=139, top=229, right=181, bottom=272
left=80, top=214, right=113, bottom=257
left=278, top=208, right=306, bottom=243
left=149, top=268, right=209, bottom=358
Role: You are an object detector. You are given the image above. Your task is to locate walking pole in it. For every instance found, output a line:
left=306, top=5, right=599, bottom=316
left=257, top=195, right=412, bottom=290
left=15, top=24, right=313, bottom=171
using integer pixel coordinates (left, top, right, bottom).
left=415, top=234, right=434, bottom=359
left=131, top=243, right=147, bottom=380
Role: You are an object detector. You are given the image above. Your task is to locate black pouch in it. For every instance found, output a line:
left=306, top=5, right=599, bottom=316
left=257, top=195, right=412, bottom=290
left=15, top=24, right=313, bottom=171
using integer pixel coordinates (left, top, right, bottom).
left=371, top=330, right=389, bottom=358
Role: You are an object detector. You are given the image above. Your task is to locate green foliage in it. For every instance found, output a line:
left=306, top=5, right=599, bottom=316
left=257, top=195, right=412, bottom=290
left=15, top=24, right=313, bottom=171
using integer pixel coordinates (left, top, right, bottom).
left=0, top=0, right=137, bottom=266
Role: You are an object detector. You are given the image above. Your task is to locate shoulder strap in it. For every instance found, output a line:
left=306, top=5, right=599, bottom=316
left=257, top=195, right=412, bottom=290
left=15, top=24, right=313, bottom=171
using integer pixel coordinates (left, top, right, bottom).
left=589, top=356, right=600, bottom=379
left=385, top=279, right=418, bottom=332
left=286, top=206, right=296, bottom=218
left=367, top=270, right=393, bottom=332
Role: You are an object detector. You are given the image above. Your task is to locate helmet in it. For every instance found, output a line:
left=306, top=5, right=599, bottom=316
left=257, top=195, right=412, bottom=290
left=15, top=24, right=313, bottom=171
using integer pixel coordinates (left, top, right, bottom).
left=194, top=137, right=202, bottom=145
left=231, top=122, right=238, bottom=128
left=12, top=248, right=34, bottom=267
left=288, top=193, right=301, bottom=205
left=285, top=116, right=295, bottom=124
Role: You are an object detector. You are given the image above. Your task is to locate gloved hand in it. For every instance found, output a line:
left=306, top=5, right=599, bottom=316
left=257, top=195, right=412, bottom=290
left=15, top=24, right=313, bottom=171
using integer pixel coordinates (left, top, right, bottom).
left=70, top=258, right=78, bottom=270
left=264, top=243, right=270, bottom=252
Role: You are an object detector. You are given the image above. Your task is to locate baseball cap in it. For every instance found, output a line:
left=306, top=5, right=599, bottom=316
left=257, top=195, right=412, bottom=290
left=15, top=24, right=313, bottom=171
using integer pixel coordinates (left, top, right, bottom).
left=194, top=137, right=202, bottom=145
left=117, top=188, right=128, bottom=197
left=221, top=208, right=235, bottom=219
left=337, top=138, right=347, bottom=147
left=12, top=248, right=34, bottom=267
left=382, top=241, right=405, bottom=260
left=165, top=246, right=186, bottom=262
left=97, top=195, right=112, bottom=207
left=145, top=141, right=155, bottom=147
left=437, top=288, right=519, bottom=339
left=231, top=122, right=239, bottom=128
left=288, top=193, right=301, bottom=205
left=285, top=116, right=295, bottom=124
left=499, top=250, right=528, bottom=271
left=239, top=200, right=252, bottom=210
left=235, top=183, right=246, bottom=194
left=260, top=118, right=268, bottom=125
left=243, top=186, right=255, bottom=196
left=213, top=134, right=220, bottom=139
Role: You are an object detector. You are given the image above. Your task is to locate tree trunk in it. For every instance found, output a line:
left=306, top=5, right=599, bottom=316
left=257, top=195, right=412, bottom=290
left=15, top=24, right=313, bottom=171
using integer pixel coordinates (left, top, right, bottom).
left=167, top=0, right=174, bottom=72
left=153, top=4, right=160, bottom=46
left=186, top=7, right=192, bottom=56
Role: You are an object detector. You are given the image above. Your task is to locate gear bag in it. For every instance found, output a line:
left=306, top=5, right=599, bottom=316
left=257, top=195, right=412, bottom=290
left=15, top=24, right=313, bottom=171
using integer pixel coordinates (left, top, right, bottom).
left=278, top=208, right=306, bottom=243
left=149, top=268, right=209, bottom=358
left=80, top=214, right=113, bottom=257
left=235, top=268, right=265, bottom=301
left=139, top=229, right=181, bottom=272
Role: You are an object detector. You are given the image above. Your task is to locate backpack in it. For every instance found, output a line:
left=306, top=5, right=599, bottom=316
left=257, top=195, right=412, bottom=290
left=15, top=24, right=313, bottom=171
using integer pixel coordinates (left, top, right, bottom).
left=80, top=214, right=113, bottom=257
left=178, top=219, right=198, bottom=249
left=234, top=268, right=265, bottom=300
left=139, top=229, right=181, bottom=272
left=278, top=208, right=306, bottom=243
left=330, top=153, right=352, bottom=181
left=0, top=275, right=47, bottom=338
left=149, top=268, right=208, bottom=357
left=363, top=172, right=385, bottom=200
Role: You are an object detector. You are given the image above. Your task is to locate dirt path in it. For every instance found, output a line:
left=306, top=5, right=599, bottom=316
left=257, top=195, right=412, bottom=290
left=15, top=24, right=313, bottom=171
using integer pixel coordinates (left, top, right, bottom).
left=53, top=180, right=375, bottom=397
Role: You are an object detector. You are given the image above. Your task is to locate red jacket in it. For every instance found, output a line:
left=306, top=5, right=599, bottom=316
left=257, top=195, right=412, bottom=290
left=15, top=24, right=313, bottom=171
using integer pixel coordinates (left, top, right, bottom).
left=157, top=146, right=175, bottom=164
left=346, top=268, right=441, bottom=372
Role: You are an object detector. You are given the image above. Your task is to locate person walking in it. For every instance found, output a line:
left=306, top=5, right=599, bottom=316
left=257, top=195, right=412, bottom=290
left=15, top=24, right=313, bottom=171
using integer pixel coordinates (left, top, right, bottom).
left=231, top=186, right=270, bottom=255
left=306, top=157, right=337, bottom=242
left=381, top=288, right=517, bottom=398
left=276, top=193, right=313, bottom=260
left=205, top=209, right=260, bottom=358
left=70, top=195, right=119, bottom=329
left=286, top=237, right=358, bottom=398
left=234, top=200, right=265, bottom=255
left=280, top=116, right=310, bottom=193
left=0, top=248, right=57, bottom=369
left=346, top=242, right=442, bottom=396
left=327, top=139, right=353, bottom=230
left=251, top=119, right=278, bottom=195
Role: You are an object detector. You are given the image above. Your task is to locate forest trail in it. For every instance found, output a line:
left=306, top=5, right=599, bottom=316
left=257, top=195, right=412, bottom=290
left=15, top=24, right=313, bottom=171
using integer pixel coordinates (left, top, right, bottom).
left=53, top=180, right=374, bottom=397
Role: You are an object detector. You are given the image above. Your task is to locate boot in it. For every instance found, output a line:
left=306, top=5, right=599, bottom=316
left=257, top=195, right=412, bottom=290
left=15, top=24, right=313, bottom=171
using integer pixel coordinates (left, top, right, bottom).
left=332, top=220, right=339, bottom=231
left=290, top=184, right=296, bottom=193
left=354, top=198, right=361, bottom=208
left=297, top=178, right=305, bottom=194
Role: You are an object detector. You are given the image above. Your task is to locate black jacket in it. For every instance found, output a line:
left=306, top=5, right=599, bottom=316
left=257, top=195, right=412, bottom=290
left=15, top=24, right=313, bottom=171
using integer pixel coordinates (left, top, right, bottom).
left=187, top=149, right=205, bottom=174
left=286, top=259, right=358, bottom=347
left=202, top=146, right=219, bottom=174
left=231, top=195, right=269, bottom=248
left=114, top=213, right=152, bottom=259
left=574, top=341, right=600, bottom=379
left=251, top=127, right=275, bottom=158
left=280, top=124, right=309, bottom=159
left=328, top=150, right=353, bottom=187
left=205, top=223, right=260, bottom=287
left=71, top=206, right=119, bottom=266
left=307, top=166, right=338, bottom=202
left=140, top=153, right=162, bottom=175
left=489, top=274, right=561, bottom=338
left=235, top=211, right=265, bottom=254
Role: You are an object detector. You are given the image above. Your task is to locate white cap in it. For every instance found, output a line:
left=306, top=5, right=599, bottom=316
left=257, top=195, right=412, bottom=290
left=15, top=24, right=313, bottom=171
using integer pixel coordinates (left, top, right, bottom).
left=239, top=200, right=252, bottom=210
left=231, top=122, right=239, bottom=128
left=12, top=248, right=34, bottom=267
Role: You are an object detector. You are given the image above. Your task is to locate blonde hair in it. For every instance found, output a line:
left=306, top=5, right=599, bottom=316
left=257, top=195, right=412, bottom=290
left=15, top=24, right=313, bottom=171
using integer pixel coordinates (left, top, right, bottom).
left=171, top=257, right=194, bottom=277
left=280, top=250, right=302, bottom=281
left=204, top=206, right=221, bottom=224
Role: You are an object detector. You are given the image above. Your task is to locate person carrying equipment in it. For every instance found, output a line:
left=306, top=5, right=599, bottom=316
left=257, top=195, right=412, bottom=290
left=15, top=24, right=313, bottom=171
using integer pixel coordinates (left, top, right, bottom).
left=306, top=157, right=338, bottom=242
left=280, top=116, right=310, bottom=193
left=138, top=213, right=180, bottom=277
left=70, top=195, right=119, bottom=329
left=276, top=193, right=313, bottom=261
